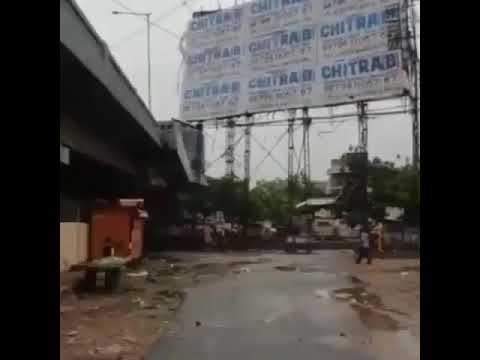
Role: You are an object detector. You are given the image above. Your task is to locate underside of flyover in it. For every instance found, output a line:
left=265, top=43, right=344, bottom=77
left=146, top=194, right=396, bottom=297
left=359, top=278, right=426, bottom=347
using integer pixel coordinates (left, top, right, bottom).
left=60, top=43, right=187, bottom=226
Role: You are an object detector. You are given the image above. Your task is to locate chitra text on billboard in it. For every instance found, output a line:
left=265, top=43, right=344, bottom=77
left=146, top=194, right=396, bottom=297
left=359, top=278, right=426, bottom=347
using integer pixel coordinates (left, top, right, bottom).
left=179, top=0, right=410, bottom=120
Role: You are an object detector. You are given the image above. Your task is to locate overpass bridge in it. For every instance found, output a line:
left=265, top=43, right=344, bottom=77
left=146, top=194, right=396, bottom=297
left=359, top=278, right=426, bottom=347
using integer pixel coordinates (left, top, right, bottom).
left=60, top=0, right=204, bottom=262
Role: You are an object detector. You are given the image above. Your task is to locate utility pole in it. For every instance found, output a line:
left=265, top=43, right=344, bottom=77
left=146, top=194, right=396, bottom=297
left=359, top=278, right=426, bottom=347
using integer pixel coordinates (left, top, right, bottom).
left=409, top=0, right=420, bottom=170
left=225, top=118, right=236, bottom=178
left=357, top=101, right=368, bottom=152
left=301, top=107, right=312, bottom=201
left=146, top=13, right=152, bottom=111
left=287, top=109, right=296, bottom=229
left=243, top=114, right=253, bottom=231
left=244, top=115, right=253, bottom=188
left=195, top=122, right=204, bottom=182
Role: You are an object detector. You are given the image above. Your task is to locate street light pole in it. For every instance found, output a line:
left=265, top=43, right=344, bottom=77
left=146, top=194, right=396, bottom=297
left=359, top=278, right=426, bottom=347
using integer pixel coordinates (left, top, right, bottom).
left=112, top=10, right=152, bottom=111
left=146, top=13, right=152, bottom=111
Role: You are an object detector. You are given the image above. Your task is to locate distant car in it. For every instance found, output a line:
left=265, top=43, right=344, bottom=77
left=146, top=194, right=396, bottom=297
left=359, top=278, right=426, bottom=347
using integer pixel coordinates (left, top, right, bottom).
left=312, top=219, right=336, bottom=240
left=284, top=233, right=313, bottom=254
left=246, top=223, right=264, bottom=238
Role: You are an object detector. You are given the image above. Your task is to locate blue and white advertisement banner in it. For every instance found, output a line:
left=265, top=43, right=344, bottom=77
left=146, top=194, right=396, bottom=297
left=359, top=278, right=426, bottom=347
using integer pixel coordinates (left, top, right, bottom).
left=181, top=78, right=243, bottom=119
left=318, top=49, right=408, bottom=105
left=179, top=0, right=409, bottom=120
left=247, top=25, right=317, bottom=72
left=246, top=66, right=317, bottom=113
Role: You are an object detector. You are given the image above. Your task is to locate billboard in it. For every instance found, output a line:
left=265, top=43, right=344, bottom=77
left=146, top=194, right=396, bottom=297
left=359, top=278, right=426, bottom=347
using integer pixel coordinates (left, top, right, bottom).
left=179, top=0, right=409, bottom=120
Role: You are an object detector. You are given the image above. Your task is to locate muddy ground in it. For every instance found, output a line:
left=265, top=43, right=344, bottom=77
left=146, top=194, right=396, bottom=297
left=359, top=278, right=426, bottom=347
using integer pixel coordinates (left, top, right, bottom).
left=60, top=254, right=270, bottom=360
left=60, top=250, right=419, bottom=360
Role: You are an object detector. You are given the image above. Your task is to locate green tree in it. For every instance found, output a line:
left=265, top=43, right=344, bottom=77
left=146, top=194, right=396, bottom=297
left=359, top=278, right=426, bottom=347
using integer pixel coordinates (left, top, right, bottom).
left=368, top=158, right=419, bottom=225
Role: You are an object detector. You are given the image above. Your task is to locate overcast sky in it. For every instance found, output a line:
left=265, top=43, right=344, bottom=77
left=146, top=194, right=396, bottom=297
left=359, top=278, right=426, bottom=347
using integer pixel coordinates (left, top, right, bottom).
left=76, top=0, right=420, bottom=186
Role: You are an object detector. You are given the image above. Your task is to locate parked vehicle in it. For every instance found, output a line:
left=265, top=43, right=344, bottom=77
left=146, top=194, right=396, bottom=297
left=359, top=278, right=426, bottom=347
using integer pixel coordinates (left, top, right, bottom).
left=245, top=223, right=273, bottom=240
left=312, top=219, right=336, bottom=240
left=284, top=233, right=313, bottom=254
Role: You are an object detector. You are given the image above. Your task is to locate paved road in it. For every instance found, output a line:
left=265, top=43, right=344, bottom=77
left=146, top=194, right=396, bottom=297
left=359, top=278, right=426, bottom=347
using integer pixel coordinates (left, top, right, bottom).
left=146, top=251, right=419, bottom=360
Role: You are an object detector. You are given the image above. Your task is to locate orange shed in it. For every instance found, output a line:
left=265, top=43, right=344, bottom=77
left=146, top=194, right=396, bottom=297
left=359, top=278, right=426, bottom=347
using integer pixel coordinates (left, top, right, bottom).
left=89, top=199, right=148, bottom=260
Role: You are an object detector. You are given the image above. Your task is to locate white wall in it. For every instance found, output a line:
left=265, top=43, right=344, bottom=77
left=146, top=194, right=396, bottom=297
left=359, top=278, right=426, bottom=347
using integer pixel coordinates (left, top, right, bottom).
left=60, top=222, right=89, bottom=271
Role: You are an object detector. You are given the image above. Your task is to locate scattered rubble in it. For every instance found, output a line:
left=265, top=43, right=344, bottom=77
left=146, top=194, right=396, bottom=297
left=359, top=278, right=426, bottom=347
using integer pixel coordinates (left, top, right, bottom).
left=122, top=336, right=137, bottom=344
left=314, top=289, right=331, bottom=299
left=334, top=293, right=351, bottom=300
left=275, top=265, right=296, bottom=271
left=90, top=344, right=125, bottom=357
left=60, top=305, right=75, bottom=314
left=127, top=271, right=148, bottom=278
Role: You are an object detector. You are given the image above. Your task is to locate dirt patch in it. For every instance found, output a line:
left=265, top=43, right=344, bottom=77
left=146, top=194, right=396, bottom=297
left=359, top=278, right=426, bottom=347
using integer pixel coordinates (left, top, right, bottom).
left=155, top=264, right=189, bottom=276
left=299, top=266, right=327, bottom=273
left=60, top=258, right=201, bottom=360
left=381, top=250, right=420, bottom=260
left=382, top=266, right=420, bottom=273
left=350, top=303, right=402, bottom=331
left=227, top=258, right=271, bottom=267
left=192, top=263, right=218, bottom=270
left=381, top=307, right=409, bottom=317
left=147, top=254, right=182, bottom=263
left=333, top=286, right=409, bottom=319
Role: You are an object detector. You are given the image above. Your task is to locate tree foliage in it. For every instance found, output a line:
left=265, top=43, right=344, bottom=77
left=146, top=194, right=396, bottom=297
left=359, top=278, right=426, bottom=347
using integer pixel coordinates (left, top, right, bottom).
left=368, top=157, right=420, bottom=225
left=178, top=156, right=419, bottom=227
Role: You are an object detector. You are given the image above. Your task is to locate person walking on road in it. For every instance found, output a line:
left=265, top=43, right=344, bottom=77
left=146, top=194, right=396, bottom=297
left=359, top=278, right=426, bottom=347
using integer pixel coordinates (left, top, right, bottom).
left=356, top=224, right=373, bottom=265
left=374, top=220, right=385, bottom=254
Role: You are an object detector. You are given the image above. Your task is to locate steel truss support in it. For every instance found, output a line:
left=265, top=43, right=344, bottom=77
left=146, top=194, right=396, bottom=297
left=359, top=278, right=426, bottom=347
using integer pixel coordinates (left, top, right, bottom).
left=225, top=118, right=236, bottom=178
left=357, top=101, right=368, bottom=153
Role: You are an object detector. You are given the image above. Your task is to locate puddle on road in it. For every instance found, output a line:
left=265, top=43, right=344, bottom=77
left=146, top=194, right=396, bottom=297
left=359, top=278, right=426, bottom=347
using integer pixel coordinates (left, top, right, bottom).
left=333, top=287, right=382, bottom=308
left=332, top=281, right=409, bottom=331
left=299, top=265, right=329, bottom=273
left=275, top=265, right=297, bottom=271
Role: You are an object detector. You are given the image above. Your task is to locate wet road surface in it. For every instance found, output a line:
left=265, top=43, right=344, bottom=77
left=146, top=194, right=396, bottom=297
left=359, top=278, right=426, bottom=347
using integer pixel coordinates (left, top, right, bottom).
left=146, top=251, right=419, bottom=360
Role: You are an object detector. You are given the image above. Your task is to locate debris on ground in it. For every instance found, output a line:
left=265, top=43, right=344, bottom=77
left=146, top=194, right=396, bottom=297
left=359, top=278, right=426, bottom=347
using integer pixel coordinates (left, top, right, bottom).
left=334, top=293, right=351, bottom=300
left=67, top=330, right=79, bottom=337
left=146, top=274, right=157, bottom=283
left=314, top=289, right=331, bottom=299
left=339, top=332, right=346, bottom=337
left=275, top=265, right=296, bottom=271
left=90, top=256, right=128, bottom=269
left=127, top=270, right=148, bottom=278
left=195, top=321, right=202, bottom=327
left=131, top=297, right=145, bottom=306
left=400, top=271, right=409, bottom=277
left=122, top=336, right=137, bottom=344
left=90, top=344, right=125, bottom=357
left=60, top=305, right=75, bottom=314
